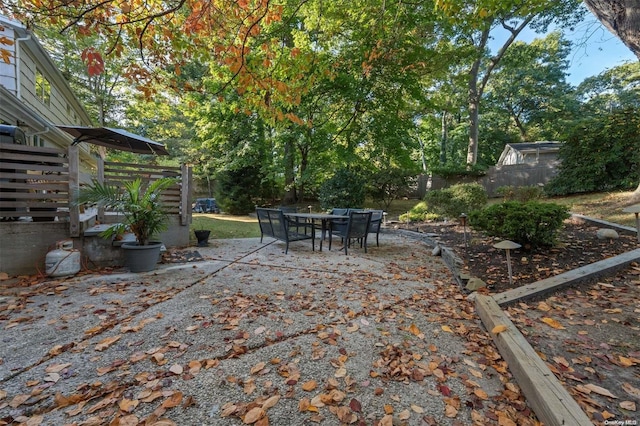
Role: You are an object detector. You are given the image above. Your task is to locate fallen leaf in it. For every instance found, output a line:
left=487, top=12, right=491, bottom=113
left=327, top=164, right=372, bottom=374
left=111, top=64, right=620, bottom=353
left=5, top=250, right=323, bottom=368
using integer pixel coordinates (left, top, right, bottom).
left=498, top=415, right=517, bottom=426
left=243, top=407, right=266, bottom=424
left=9, top=394, right=29, bottom=408
left=491, top=324, right=508, bottom=334
left=298, top=398, right=311, bottom=412
left=620, top=401, right=636, bottom=411
left=44, top=373, right=60, bottom=383
left=410, top=404, right=424, bottom=413
left=474, top=388, right=488, bottom=400
left=537, top=301, right=551, bottom=311
left=398, top=409, right=410, bottom=420
left=45, top=363, right=71, bottom=373
left=118, top=398, right=139, bottom=413
left=302, top=380, right=317, bottom=391
left=441, top=325, right=453, bottom=333
left=161, top=392, right=183, bottom=408
left=349, top=398, right=362, bottom=413
left=169, top=364, right=183, bottom=375
left=553, top=356, right=570, bottom=368
left=383, top=404, right=394, bottom=414
left=601, top=410, right=615, bottom=419
left=379, top=415, right=393, bottom=426
left=585, top=384, right=617, bottom=398
left=95, top=335, right=121, bottom=351
left=469, top=368, right=483, bottom=378
left=619, top=356, right=635, bottom=367
left=408, top=323, right=421, bottom=336
left=444, top=404, right=458, bottom=418
left=251, top=362, right=266, bottom=375
left=262, top=395, right=280, bottom=409
left=541, top=317, right=565, bottom=329
left=117, top=414, right=139, bottom=426
left=623, top=382, right=640, bottom=398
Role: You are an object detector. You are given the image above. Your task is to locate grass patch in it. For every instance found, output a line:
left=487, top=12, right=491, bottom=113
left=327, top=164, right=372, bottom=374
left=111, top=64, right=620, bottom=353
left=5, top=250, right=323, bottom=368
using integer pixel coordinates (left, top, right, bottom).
left=191, top=214, right=260, bottom=242
left=191, top=190, right=637, bottom=242
left=543, top=190, right=637, bottom=227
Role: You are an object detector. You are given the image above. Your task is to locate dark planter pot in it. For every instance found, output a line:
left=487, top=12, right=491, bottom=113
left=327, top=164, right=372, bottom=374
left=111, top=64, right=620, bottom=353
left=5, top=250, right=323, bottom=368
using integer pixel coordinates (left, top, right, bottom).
left=194, top=230, right=211, bottom=247
left=121, top=242, right=162, bottom=272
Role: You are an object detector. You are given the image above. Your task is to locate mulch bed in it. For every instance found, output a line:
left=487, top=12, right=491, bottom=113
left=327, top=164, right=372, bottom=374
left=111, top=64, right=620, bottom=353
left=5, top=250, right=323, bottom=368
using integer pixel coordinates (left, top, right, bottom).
left=406, top=216, right=640, bottom=424
left=408, top=215, right=638, bottom=293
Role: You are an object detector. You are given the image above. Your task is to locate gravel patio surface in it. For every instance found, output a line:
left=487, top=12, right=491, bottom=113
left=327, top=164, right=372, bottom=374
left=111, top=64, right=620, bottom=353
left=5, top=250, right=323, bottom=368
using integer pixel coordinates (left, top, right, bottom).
left=1, top=233, right=537, bottom=425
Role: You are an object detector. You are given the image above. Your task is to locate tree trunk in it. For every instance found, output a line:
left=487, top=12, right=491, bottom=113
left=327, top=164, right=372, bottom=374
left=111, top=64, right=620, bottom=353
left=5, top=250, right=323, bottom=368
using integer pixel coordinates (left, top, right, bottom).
left=466, top=17, right=533, bottom=166
left=282, top=134, right=296, bottom=204
left=583, top=0, right=640, bottom=198
left=440, top=111, right=448, bottom=164
left=467, top=88, right=480, bottom=165
left=584, top=0, right=640, bottom=60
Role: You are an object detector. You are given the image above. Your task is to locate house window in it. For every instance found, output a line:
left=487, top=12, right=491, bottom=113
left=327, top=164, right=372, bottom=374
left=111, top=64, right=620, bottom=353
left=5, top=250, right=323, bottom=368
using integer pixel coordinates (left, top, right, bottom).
left=33, top=135, right=45, bottom=147
left=36, top=69, right=51, bottom=106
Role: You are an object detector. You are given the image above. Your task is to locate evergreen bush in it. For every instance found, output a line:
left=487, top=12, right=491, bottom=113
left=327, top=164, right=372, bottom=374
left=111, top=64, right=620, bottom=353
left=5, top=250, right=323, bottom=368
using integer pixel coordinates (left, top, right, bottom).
left=545, top=108, right=640, bottom=196
left=424, top=183, right=488, bottom=219
left=469, top=201, right=570, bottom=249
left=215, top=166, right=264, bottom=214
left=399, top=201, right=439, bottom=222
left=496, top=185, right=544, bottom=202
left=318, top=168, right=366, bottom=210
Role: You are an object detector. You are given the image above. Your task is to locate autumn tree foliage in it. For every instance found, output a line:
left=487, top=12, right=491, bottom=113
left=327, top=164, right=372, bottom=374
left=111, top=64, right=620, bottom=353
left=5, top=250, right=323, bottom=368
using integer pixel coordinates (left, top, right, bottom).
left=4, top=0, right=312, bottom=123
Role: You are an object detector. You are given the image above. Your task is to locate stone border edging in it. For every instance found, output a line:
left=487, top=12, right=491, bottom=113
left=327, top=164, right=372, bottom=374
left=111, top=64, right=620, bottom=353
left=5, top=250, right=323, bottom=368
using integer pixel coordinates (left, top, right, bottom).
left=394, top=228, right=466, bottom=286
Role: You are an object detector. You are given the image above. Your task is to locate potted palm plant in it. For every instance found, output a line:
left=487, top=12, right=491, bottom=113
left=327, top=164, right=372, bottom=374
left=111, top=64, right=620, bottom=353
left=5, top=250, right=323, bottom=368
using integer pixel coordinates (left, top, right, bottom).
left=75, top=177, right=176, bottom=272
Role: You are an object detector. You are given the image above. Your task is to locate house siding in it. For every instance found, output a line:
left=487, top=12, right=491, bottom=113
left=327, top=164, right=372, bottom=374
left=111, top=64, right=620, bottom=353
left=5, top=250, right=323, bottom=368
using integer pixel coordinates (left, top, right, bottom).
left=0, top=25, right=17, bottom=95
left=18, top=44, right=80, bottom=128
left=0, top=15, right=94, bottom=171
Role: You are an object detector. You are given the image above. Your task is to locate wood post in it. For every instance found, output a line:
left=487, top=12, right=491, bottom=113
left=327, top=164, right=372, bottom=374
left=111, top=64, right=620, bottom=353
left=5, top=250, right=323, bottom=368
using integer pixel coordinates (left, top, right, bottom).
left=68, top=145, right=80, bottom=237
left=181, top=164, right=192, bottom=226
left=96, top=156, right=105, bottom=223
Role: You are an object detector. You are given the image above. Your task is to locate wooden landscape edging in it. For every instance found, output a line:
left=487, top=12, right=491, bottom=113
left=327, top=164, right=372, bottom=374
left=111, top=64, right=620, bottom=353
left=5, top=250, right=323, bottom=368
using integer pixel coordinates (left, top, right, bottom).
left=476, top=247, right=640, bottom=426
left=475, top=294, right=592, bottom=426
left=493, top=248, right=640, bottom=306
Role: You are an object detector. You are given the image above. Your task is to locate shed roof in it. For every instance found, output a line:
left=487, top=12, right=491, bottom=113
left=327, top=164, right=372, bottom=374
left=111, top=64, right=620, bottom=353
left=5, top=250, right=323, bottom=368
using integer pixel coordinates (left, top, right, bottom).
left=505, top=141, right=561, bottom=153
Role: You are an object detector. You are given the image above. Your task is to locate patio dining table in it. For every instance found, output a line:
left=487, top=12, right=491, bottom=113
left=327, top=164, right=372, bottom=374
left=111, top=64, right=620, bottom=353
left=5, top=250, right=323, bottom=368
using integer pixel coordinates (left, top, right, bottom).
left=284, top=212, right=348, bottom=251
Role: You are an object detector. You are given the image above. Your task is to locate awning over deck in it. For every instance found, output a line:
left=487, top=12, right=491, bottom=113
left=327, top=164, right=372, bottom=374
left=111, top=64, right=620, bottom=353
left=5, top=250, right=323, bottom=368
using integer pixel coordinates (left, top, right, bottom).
left=58, top=126, right=169, bottom=155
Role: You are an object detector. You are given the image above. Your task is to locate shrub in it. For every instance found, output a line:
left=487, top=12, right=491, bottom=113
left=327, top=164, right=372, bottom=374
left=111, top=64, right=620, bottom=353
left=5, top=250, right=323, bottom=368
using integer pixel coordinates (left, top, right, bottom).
left=215, top=166, right=263, bottom=215
left=318, top=168, right=367, bottom=210
left=496, top=185, right=544, bottom=202
left=545, top=108, right=640, bottom=196
left=469, top=201, right=570, bottom=249
left=431, top=163, right=487, bottom=178
left=367, top=168, right=413, bottom=210
left=424, top=183, right=488, bottom=219
left=399, top=201, right=439, bottom=222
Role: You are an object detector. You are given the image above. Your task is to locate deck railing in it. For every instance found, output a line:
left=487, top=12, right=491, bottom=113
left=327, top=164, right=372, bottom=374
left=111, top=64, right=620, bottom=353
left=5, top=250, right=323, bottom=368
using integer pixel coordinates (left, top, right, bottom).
left=0, top=144, right=191, bottom=237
